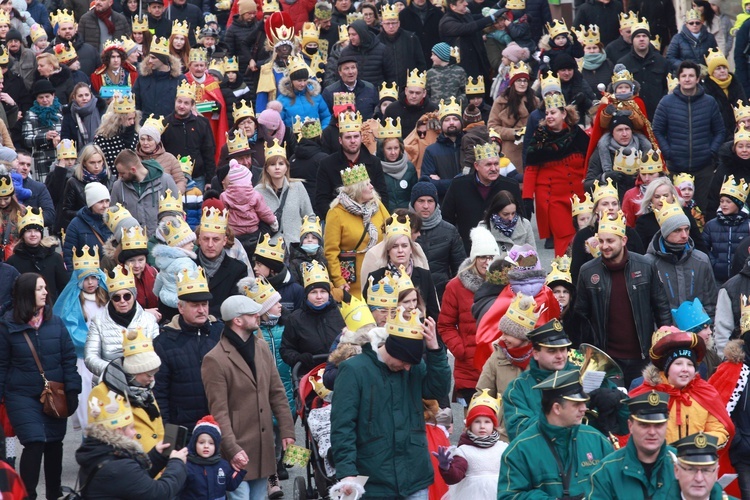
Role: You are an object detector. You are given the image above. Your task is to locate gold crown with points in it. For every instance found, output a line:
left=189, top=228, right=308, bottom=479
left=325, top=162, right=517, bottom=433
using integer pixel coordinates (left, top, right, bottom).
left=200, top=206, right=227, bottom=234
left=598, top=210, right=627, bottom=237
left=705, top=47, right=728, bottom=68
left=163, top=218, right=193, bottom=247
left=132, top=14, right=148, bottom=32
left=233, top=99, right=255, bottom=122
left=378, top=117, right=401, bottom=139
left=346, top=12, right=363, bottom=23
left=541, top=70, right=561, bottom=93
left=178, top=155, right=194, bottom=176
left=640, top=149, right=663, bottom=174
left=102, top=39, right=124, bottom=53
left=613, top=148, right=640, bottom=175
left=545, top=259, right=572, bottom=286
left=301, top=21, right=320, bottom=45
left=309, top=368, right=331, bottom=400
left=546, top=18, right=569, bottom=39
left=654, top=198, right=684, bottom=228
left=150, top=36, right=169, bottom=57
left=242, top=275, right=278, bottom=303
left=176, top=267, right=210, bottom=297
left=120, top=36, right=136, bottom=54
left=104, top=204, right=132, bottom=233
left=208, top=58, right=224, bottom=76
left=686, top=8, right=702, bottom=22
left=53, top=42, right=77, bottom=63
left=287, top=53, right=310, bottom=76
left=592, top=177, right=618, bottom=205
left=450, top=46, right=460, bottom=63
left=341, top=295, right=376, bottom=332
left=652, top=35, right=661, bottom=51
left=506, top=0, right=525, bottom=9
left=667, top=73, right=678, bottom=93
left=736, top=123, right=750, bottom=144
left=509, top=61, right=530, bottom=80
left=51, top=8, right=75, bottom=26
left=338, top=24, right=349, bottom=42
left=544, top=92, right=566, bottom=109
left=30, top=23, right=47, bottom=42
left=734, top=100, right=750, bottom=122
left=571, top=192, right=594, bottom=217
left=226, top=129, right=250, bottom=155
left=468, top=388, right=501, bottom=417
left=171, top=19, right=190, bottom=37
left=176, top=80, right=196, bottom=100
left=673, top=172, right=694, bottom=188
left=367, top=274, right=398, bottom=308
left=572, top=24, right=600, bottom=46
left=333, top=92, right=355, bottom=107
left=88, top=384, right=132, bottom=429
left=466, top=76, right=485, bottom=95
left=301, top=118, right=323, bottom=139
left=0, top=175, right=13, bottom=197
left=300, top=214, right=322, bottom=239
left=159, top=188, right=183, bottom=214
left=631, top=18, right=650, bottom=36
left=338, top=110, right=362, bottom=133
left=302, top=259, right=328, bottom=287
left=263, top=0, right=280, bottom=12
left=112, top=93, right=135, bottom=114
left=0, top=10, right=10, bottom=25
left=341, top=163, right=369, bottom=186
left=0, top=46, right=7, bottom=65
left=122, top=326, right=153, bottom=357
left=107, top=264, right=136, bottom=293
left=264, top=138, right=286, bottom=159
left=394, top=265, right=414, bottom=293
left=611, top=66, right=634, bottom=87
left=474, top=142, right=499, bottom=162
left=205, top=12, right=218, bottom=24
left=381, top=3, right=399, bottom=20
left=405, top=68, right=426, bottom=89
left=386, top=214, right=411, bottom=239
left=224, top=56, right=239, bottom=72
left=18, top=207, right=44, bottom=232
left=143, top=114, right=167, bottom=135
left=438, top=96, right=461, bottom=120
left=386, top=305, right=423, bottom=339
left=56, top=139, right=77, bottom=159
left=503, top=292, right=541, bottom=330
left=720, top=174, right=750, bottom=201
left=619, top=10, right=637, bottom=29
left=120, top=225, right=148, bottom=250
left=72, top=245, right=100, bottom=271
left=189, top=47, right=208, bottom=64
left=379, top=81, right=399, bottom=101
left=256, top=233, right=285, bottom=262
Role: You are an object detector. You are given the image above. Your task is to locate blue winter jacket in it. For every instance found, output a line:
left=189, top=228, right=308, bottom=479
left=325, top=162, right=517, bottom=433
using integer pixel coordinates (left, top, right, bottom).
left=666, top=24, right=718, bottom=71
left=702, top=213, right=750, bottom=282
left=182, top=423, right=246, bottom=500
left=277, top=78, right=332, bottom=130
left=259, top=320, right=295, bottom=418
left=420, top=133, right=464, bottom=198
left=652, top=86, right=725, bottom=173
left=0, top=308, right=81, bottom=444
left=62, top=206, right=113, bottom=270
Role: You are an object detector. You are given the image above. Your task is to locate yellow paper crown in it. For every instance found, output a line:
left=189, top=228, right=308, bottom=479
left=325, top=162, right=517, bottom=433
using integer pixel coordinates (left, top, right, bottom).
left=640, top=149, right=663, bottom=174
left=264, top=138, right=286, bottom=159
left=686, top=8, right=702, bottom=22
left=132, top=15, right=148, bottom=32
left=107, top=264, right=136, bottom=293
left=0, top=10, right=10, bottom=25
left=378, top=117, right=401, bottom=139
left=592, top=177, right=618, bottom=205
left=208, top=58, right=224, bottom=76
left=143, top=114, right=167, bottom=135
left=654, top=198, right=684, bottom=228
left=72, top=245, right=100, bottom=271
left=652, top=35, right=661, bottom=51
left=333, top=92, right=355, bottom=107
left=120, top=226, right=148, bottom=251
left=386, top=306, right=423, bottom=339
left=509, top=61, right=531, bottom=80
left=734, top=100, right=750, bottom=122
left=301, top=22, right=320, bottom=46
left=309, top=368, right=331, bottom=399
left=178, top=155, right=194, bottom=176
left=381, top=4, right=399, bottom=20
left=201, top=206, right=227, bottom=234
left=705, top=47, right=727, bottom=69
left=150, top=36, right=169, bottom=57
left=341, top=295, right=376, bottom=332
left=51, top=8, right=75, bottom=26
left=346, top=12, right=363, bottom=23
left=540, top=71, right=561, bottom=93
left=367, top=274, right=398, bottom=308
left=619, top=10, right=637, bottom=29
left=103, top=39, right=124, bottom=53
left=256, top=233, right=285, bottom=262
left=112, top=93, right=135, bottom=114
left=546, top=18, right=569, bottom=38
left=0, top=175, right=13, bottom=197
left=503, top=292, right=540, bottom=331
left=405, top=68, right=426, bottom=89
left=613, top=148, right=640, bottom=176
left=56, top=138, right=77, bottom=159
left=571, top=192, right=594, bottom=217
left=379, top=81, right=399, bottom=101
left=176, top=267, right=210, bottom=298
left=224, top=56, right=239, bottom=73
left=572, top=24, right=600, bottom=46
left=506, top=0, right=524, bottom=9
left=468, top=388, right=501, bottom=417
left=122, top=327, right=153, bottom=358
left=226, top=129, right=250, bottom=156
left=736, top=123, right=750, bottom=144
left=30, top=23, right=47, bottom=42
left=386, top=214, right=411, bottom=239
left=233, top=99, right=255, bottom=122
left=474, top=142, right=499, bottom=162
left=159, top=188, right=183, bottom=214
left=300, top=214, right=322, bottom=239
left=341, top=163, right=369, bottom=186
left=338, top=24, right=349, bottom=42
left=104, top=204, right=132, bottom=233
left=189, top=47, right=208, bottom=64
left=0, top=46, right=8, bottom=65
left=302, top=259, right=328, bottom=288
left=242, top=275, right=278, bottom=303
left=172, top=19, right=189, bottom=37
left=88, top=384, right=133, bottom=429
left=263, top=0, right=280, bottom=12
left=466, top=76, right=485, bottom=95
left=438, top=96, right=461, bottom=120
left=163, top=218, right=194, bottom=247
left=176, top=80, right=196, bottom=100
left=204, top=12, right=218, bottom=24
left=338, top=110, right=362, bottom=133
left=18, top=207, right=44, bottom=232
left=450, top=46, right=460, bottom=63
left=395, top=265, right=414, bottom=293
left=631, top=18, right=650, bottom=36
left=667, top=73, right=679, bottom=93
left=721, top=174, right=750, bottom=201
left=741, top=294, right=750, bottom=333
left=598, top=210, right=627, bottom=237
left=673, top=172, right=694, bottom=188
left=287, top=53, right=309, bottom=76
left=544, top=93, right=566, bottom=109
left=545, top=259, right=572, bottom=286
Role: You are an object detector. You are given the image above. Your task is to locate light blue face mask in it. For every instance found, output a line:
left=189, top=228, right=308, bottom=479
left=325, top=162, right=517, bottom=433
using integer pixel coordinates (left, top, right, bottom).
left=301, top=243, right=320, bottom=254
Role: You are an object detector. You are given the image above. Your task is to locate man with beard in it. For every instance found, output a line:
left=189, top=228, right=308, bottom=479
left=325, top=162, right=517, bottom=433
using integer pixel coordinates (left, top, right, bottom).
left=420, top=97, right=464, bottom=200
left=384, top=68, right=437, bottom=136
left=575, top=210, right=671, bottom=387
left=132, top=37, right=185, bottom=119
left=78, top=0, right=131, bottom=52
left=45, top=11, right=101, bottom=77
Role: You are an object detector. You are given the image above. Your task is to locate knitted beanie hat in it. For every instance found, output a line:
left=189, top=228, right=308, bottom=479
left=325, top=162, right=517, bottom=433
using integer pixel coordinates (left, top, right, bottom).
left=139, top=124, right=161, bottom=144
left=410, top=181, right=438, bottom=207
left=658, top=210, right=690, bottom=239
left=237, top=0, right=256, bottom=14
left=551, top=53, right=576, bottom=72
left=432, top=42, right=451, bottom=62
left=227, top=159, right=252, bottom=186
left=465, top=400, right=498, bottom=427
left=502, top=42, right=529, bottom=63
left=469, top=226, right=499, bottom=262
left=463, top=104, right=483, bottom=125
left=188, top=415, right=223, bottom=456
left=85, top=182, right=110, bottom=208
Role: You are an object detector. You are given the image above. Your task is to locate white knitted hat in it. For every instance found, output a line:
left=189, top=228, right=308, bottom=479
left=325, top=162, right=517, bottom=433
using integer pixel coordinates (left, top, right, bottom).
left=470, top=226, right=500, bottom=261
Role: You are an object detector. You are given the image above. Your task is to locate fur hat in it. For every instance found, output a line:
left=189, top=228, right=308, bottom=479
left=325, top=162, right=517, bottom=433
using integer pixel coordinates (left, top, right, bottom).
left=498, top=293, right=539, bottom=340
left=469, top=226, right=499, bottom=262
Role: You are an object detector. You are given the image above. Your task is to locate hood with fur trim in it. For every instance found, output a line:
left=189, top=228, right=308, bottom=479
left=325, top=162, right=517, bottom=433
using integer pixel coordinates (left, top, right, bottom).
left=76, top=423, right=149, bottom=472
left=724, top=339, right=745, bottom=364
left=457, top=258, right=485, bottom=293
left=642, top=363, right=664, bottom=386
left=278, top=76, right=322, bottom=99
left=138, top=54, right=183, bottom=78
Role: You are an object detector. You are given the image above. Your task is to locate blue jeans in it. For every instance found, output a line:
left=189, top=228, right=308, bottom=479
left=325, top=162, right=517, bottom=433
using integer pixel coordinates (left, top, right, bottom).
left=227, top=477, right=267, bottom=500
left=193, top=175, right=206, bottom=192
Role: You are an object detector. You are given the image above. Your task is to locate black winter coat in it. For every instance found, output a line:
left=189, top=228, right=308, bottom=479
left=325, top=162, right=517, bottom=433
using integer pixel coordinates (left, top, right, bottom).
left=161, top=112, right=217, bottom=181
left=523, top=0, right=553, bottom=43
left=666, top=24, right=718, bottom=71
left=438, top=8, right=493, bottom=78
left=280, top=298, right=345, bottom=375
left=582, top=59, right=614, bottom=95
left=572, top=0, right=624, bottom=46
left=629, top=0, right=677, bottom=48
left=224, top=15, right=259, bottom=75
left=635, top=207, right=708, bottom=255
left=60, top=176, right=109, bottom=232
left=708, top=140, right=750, bottom=217
left=560, top=70, right=595, bottom=125
left=604, top=37, right=631, bottom=65
left=703, top=76, right=747, bottom=143
left=416, top=219, right=467, bottom=300
left=132, top=64, right=186, bottom=122
left=384, top=98, right=439, bottom=138
left=60, top=98, right=106, bottom=147
left=617, top=47, right=670, bottom=119
left=399, top=2, right=443, bottom=69
left=6, top=242, right=69, bottom=300
left=339, top=21, right=397, bottom=88
left=377, top=29, right=427, bottom=89
left=735, top=18, right=750, bottom=97
left=290, top=138, right=328, bottom=203
left=195, top=253, right=248, bottom=318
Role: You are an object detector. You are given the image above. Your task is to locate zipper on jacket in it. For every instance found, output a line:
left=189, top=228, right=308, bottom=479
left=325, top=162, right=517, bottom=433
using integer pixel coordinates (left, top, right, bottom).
left=690, top=269, right=695, bottom=297
left=626, top=263, right=646, bottom=359
left=688, top=98, right=693, bottom=169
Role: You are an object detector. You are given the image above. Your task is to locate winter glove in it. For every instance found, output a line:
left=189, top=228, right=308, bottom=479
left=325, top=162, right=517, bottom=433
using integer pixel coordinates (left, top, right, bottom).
left=431, top=446, right=453, bottom=470
left=298, top=353, right=315, bottom=368
left=603, top=171, right=626, bottom=185
left=66, top=391, right=79, bottom=417
left=523, top=198, right=534, bottom=217
left=587, top=387, right=623, bottom=435
left=603, top=104, right=617, bottom=116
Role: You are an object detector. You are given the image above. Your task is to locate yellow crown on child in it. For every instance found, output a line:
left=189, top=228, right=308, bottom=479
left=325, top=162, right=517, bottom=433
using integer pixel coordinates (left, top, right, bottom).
left=300, top=214, right=322, bottom=239
left=112, top=93, right=135, bottom=114
left=51, top=8, right=75, bottom=26
left=631, top=17, right=650, bottom=36
left=120, top=226, right=148, bottom=250
left=386, top=214, right=410, bottom=239
left=720, top=174, right=750, bottom=201
left=450, top=46, right=460, bottom=63
left=208, top=58, right=224, bottom=76
left=544, top=93, right=566, bottom=109
left=341, top=163, right=369, bottom=186
left=466, top=76, right=485, bottom=95
left=509, top=61, right=530, bottom=80
left=506, top=0, right=524, bottom=8
left=132, top=14, right=148, bottom=32
left=0, top=175, right=13, bottom=197
left=592, top=177, right=618, bottom=205
left=618, top=10, right=637, bottom=29
left=122, top=327, right=153, bottom=357
left=673, top=172, right=694, bottom=188
left=178, top=155, right=194, bottom=176
left=30, top=23, right=47, bottom=42
left=224, top=56, right=239, bottom=73
left=736, top=123, right=750, bottom=144
left=386, top=305, right=423, bottom=339
left=341, top=295, right=376, bottom=332
left=338, top=24, right=349, bottom=42
left=504, top=292, right=541, bottom=330
left=640, top=149, right=663, bottom=174
left=367, top=274, right=398, bottom=308
left=201, top=206, right=227, bottom=234
left=438, top=96, right=461, bottom=120
left=302, top=259, right=328, bottom=288
left=546, top=18, right=569, bottom=39
left=233, top=99, right=255, bottom=122
left=598, top=210, right=627, bottom=237
left=613, top=148, right=640, bottom=176
left=163, top=218, right=194, bottom=247
left=338, top=110, right=362, bottom=133
left=56, top=139, right=77, bottom=159
left=18, top=207, right=44, bottom=232
left=176, top=267, right=210, bottom=297
left=379, top=81, right=399, bottom=101
left=474, top=142, right=499, bottom=162
left=150, top=36, right=169, bottom=57
left=654, top=198, right=684, bottom=228
left=265, top=138, right=286, bottom=159
left=104, top=204, right=132, bottom=233
left=88, top=384, right=132, bottom=429
left=333, top=92, right=355, bottom=107
left=107, top=264, right=135, bottom=293
left=309, top=368, right=331, bottom=399
left=242, top=275, right=277, bottom=303
left=541, top=71, right=561, bottom=93
left=395, top=265, right=414, bottom=293
left=256, top=233, right=285, bottom=262
left=572, top=24, right=600, bottom=46
left=381, top=3, right=399, bottom=21
left=468, top=388, right=501, bottom=417
left=405, top=68, right=426, bottom=89
left=734, top=100, right=750, bottom=122
left=159, top=189, right=183, bottom=214
left=226, top=128, right=249, bottom=155
left=171, top=19, right=189, bottom=37
left=72, top=245, right=100, bottom=271
left=176, top=80, right=196, bottom=101
left=686, top=8, right=702, bottom=22
left=545, top=256, right=572, bottom=286
left=378, top=117, right=401, bottom=139
left=571, top=192, right=594, bottom=217
left=143, top=114, right=167, bottom=135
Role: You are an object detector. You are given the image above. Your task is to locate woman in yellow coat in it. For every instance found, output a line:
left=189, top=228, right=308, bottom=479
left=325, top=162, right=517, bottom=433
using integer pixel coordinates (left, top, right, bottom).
left=324, top=164, right=390, bottom=299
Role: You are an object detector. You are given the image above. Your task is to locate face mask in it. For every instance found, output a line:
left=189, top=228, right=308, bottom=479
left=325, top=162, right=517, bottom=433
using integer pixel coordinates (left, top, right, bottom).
left=267, top=313, right=281, bottom=321
left=301, top=243, right=320, bottom=254
left=306, top=46, right=318, bottom=55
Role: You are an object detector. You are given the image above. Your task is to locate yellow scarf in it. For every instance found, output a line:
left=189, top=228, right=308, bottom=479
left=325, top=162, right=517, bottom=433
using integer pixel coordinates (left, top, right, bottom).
left=710, top=74, right=733, bottom=96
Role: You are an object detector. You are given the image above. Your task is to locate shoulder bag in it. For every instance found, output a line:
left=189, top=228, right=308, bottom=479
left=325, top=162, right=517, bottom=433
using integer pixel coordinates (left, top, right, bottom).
left=23, top=332, right=67, bottom=419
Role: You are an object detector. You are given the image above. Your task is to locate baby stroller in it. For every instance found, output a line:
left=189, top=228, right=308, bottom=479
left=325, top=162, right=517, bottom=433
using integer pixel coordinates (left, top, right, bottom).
left=291, top=355, right=337, bottom=499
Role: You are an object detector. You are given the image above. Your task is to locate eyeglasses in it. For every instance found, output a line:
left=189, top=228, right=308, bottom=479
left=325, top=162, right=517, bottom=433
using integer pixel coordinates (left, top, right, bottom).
left=112, top=292, right=132, bottom=302
left=687, top=21, right=701, bottom=25
left=676, top=463, right=718, bottom=475
left=476, top=255, right=495, bottom=261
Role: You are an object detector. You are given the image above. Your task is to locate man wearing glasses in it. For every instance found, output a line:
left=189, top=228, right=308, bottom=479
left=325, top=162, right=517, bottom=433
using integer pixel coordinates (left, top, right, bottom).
left=668, top=432, right=732, bottom=500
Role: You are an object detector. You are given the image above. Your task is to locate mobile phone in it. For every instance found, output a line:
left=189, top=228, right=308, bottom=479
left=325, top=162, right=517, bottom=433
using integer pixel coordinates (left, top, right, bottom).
left=162, top=423, right=188, bottom=457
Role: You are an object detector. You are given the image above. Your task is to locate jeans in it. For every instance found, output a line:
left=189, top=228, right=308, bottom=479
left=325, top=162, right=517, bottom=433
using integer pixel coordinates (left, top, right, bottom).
left=227, top=477, right=268, bottom=500
left=193, top=175, right=206, bottom=192
left=734, top=460, right=750, bottom=500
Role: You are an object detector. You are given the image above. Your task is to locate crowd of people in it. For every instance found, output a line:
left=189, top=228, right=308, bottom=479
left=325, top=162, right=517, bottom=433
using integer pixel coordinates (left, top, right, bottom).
left=0, top=0, right=746, bottom=498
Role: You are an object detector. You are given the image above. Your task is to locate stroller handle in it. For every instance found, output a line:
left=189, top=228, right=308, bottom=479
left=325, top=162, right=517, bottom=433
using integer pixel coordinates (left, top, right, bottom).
left=291, top=354, right=331, bottom=383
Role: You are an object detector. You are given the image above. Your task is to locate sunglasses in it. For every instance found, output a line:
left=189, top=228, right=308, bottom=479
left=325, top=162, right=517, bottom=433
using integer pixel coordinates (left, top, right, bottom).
left=687, top=21, right=701, bottom=25
left=417, top=130, right=427, bottom=138
left=112, top=292, right=132, bottom=302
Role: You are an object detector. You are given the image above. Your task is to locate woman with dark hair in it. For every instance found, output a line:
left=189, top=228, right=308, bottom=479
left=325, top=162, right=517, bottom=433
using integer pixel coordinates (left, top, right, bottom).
left=0, top=272, right=81, bottom=500
left=376, top=127, right=418, bottom=210
left=130, top=16, right=153, bottom=61
left=217, top=102, right=264, bottom=171
left=61, top=83, right=104, bottom=147
left=358, top=3, right=380, bottom=35
left=90, top=41, right=139, bottom=95
left=544, top=256, right=594, bottom=348
left=276, top=64, right=331, bottom=130
left=0, top=166, right=23, bottom=261
left=478, top=190, right=535, bottom=258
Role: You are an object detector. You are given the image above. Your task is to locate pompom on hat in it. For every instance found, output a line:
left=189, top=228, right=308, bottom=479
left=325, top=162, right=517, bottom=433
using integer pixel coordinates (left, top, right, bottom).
left=498, top=293, right=541, bottom=341
left=188, top=415, right=223, bottom=457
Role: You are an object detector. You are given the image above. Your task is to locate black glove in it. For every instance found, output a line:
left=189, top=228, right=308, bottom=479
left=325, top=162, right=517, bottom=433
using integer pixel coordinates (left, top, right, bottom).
left=523, top=199, right=534, bottom=217
left=587, top=387, right=623, bottom=435
left=299, top=353, right=315, bottom=369
left=604, top=171, right=625, bottom=185
left=66, top=391, right=79, bottom=417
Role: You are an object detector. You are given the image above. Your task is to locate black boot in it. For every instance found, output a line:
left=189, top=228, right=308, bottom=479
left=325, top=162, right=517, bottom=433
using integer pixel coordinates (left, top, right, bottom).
left=277, top=456, right=289, bottom=480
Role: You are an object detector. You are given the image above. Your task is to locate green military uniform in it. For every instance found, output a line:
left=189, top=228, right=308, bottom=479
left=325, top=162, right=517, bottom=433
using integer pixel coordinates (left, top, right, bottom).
left=663, top=432, right=737, bottom=500
left=663, top=482, right=734, bottom=499
left=425, top=63, right=467, bottom=105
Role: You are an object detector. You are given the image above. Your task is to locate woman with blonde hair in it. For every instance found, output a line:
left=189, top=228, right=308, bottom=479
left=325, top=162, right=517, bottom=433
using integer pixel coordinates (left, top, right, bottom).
left=60, top=144, right=110, bottom=230
left=93, top=97, right=141, bottom=173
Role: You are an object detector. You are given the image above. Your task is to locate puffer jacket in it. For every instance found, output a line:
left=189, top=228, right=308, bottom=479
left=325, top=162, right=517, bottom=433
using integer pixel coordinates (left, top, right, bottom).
left=420, top=133, right=463, bottom=198
left=84, top=303, right=160, bottom=378
left=152, top=244, right=198, bottom=309
left=575, top=251, right=672, bottom=358
left=224, top=15, right=259, bottom=76
left=132, top=55, right=186, bottom=121
left=276, top=77, right=332, bottom=130
left=78, top=9, right=131, bottom=51
left=666, top=24, right=718, bottom=71
left=338, top=20, right=397, bottom=88
left=7, top=239, right=69, bottom=301
left=153, top=314, right=222, bottom=431
left=652, top=85, right=725, bottom=172
left=702, top=212, right=750, bottom=282
left=437, top=260, right=484, bottom=392
left=703, top=75, right=747, bottom=143
left=645, top=232, right=718, bottom=317
left=416, top=216, right=466, bottom=300
left=259, top=319, right=295, bottom=417
left=61, top=205, right=113, bottom=270
left=280, top=298, right=346, bottom=375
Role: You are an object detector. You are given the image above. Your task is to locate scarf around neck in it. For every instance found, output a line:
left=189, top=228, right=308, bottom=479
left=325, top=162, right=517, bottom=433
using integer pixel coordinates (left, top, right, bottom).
left=337, top=192, right=379, bottom=251
left=466, top=429, right=500, bottom=448
left=491, top=213, right=519, bottom=237
left=498, top=339, right=533, bottom=369
left=223, top=326, right=257, bottom=379
left=419, top=204, right=443, bottom=231
left=582, top=52, right=607, bottom=70
left=107, top=300, right=136, bottom=327
left=381, top=153, right=409, bottom=180
left=199, top=249, right=225, bottom=279
left=716, top=211, right=746, bottom=226
left=95, top=6, right=116, bottom=34
left=598, top=132, right=644, bottom=175
left=30, top=98, right=61, bottom=128
left=71, top=96, right=101, bottom=143
left=710, top=74, right=733, bottom=96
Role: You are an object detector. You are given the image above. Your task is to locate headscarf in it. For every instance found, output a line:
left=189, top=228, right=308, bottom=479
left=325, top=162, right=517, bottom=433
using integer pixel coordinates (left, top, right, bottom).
left=53, top=268, right=108, bottom=355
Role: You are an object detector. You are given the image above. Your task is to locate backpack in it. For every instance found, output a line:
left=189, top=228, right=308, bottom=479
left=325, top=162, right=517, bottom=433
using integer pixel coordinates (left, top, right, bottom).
left=58, top=459, right=112, bottom=500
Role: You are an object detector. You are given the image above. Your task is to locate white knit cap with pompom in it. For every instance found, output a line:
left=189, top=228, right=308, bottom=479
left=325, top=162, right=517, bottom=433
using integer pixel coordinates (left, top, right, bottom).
left=470, top=226, right=500, bottom=261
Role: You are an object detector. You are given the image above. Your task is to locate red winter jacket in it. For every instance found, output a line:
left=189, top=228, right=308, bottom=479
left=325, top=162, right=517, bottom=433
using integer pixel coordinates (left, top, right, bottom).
left=135, top=264, right=159, bottom=310
left=280, top=0, right=317, bottom=31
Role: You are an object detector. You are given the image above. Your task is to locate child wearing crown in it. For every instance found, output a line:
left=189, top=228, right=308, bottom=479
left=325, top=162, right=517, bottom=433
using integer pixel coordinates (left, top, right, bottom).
left=153, top=217, right=199, bottom=316
left=675, top=173, right=705, bottom=232
left=702, top=176, right=750, bottom=282
left=538, top=19, right=583, bottom=74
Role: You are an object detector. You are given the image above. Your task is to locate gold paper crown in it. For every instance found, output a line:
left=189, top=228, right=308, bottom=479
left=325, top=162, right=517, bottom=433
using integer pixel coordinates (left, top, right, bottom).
left=104, top=204, right=132, bottom=233
left=367, top=274, right=398, bottom=308
left=509, top=61, right=530, bottom=80
left=438, top=96, right=461, bottom=120
left=120, top=36, right=136, bottom=54
left=346, top=12, right=363, bottom=23
left=386, top=214, right=411, bottom=239
left=611, top=66, right=634, bottom=87
left=341, top=164, right=369, bottom=186
left=132, top=15, right=148, bottom=32
left=233, top=99, right=255, bottom=122
left=333, top=92, right=355, bottom=107
left=736, top=123, right=750, bottom=144
left=112, top=93, right=135, bottom=114
left=405, top=68, right=426, bottom=89
left=540, top=71, right=561, bottom=93
left=224, top=56, right=239, bottom=73
left=544, top=93, right=566, bottom=109
left=309, top=368, right=331, bottom=399
left=0, top=176, right=13, bottom=197
left=264, top=138, right=286, bottom=159
left=256, top=233, right=285, bottom=262
left=72, top=245, right=100, bottom=271
left=177, top=267, right=210, bottom=298
left=263, top=0, right=280, bottom=12
left=667, top=73, right=678, bottom=93
left=631, top=18, right=650, bottom=36
left=546, top=19, right=569, bottom=39
left=159, top=188, right=183, bottom=214
left=150, top=36, right=169, bottom=57
left=226, top=129, right=250, bottom=156
left=734, top=100, right=750, bottom=122
left=381, top=4, right=399, bottom=20
left=0, top=10, right=10, bottom=25
left=338, top=110, right=362, bottom=133
left=301, top=118, right=323, bottom=139
left=143, top=114, right=167, bottom=135
left=386, top=306, right=423, bottom=339
left=189, top=47, right=208, bottom=64
left=338, top=24, right=349, bottom=42
left=341, top=295, right=376, bottom=332
left=395, top=265, right=414, bottom=293
left=720, top=174, right=750, bottom=201
left=0, top=46, right=7, bottom=65
left=205, top=12, right=218, bottom=24
left=467, top=388, right=501, bottom=417
left=122, top=327, right=153, bottom=358
left=300, top=214, right=322, bottom=239
left=302, top=259, right=328, bottom=288
left=619, top=10, right=637, bottom=29
left=741, top=294, right=750, bottom=333
left=474, top=142, right=499, bottom=162
left=686, top=8, right=702, bottom=22
left=107, top=264, right=136, bottom=293
left=654, top=198, right=684, bottom=229
left=545, top=260, right=572, bottom=286
left=54, top=42, right=77, bottom=63
left=242, top=275, right=278, bottom=303
left=18, top=207, right=44, bottom=232
left=503, top=292, right=540, bottom=330
left=171, top=19, right=189, bottom=37
left=30, top=23, right=47, bottom=42
left=572, top=24, right=600, bottom=46
left=466, top=76, right=485, bottom=95
left=613, top=148, right=640, bottom=176
left=450, top=46, right=460, bottom=63
left=51, top=9, right=75, bottom=26
left=598, top=210, right=627, bottom=237
left=56, top=139, right=77, bottom=159
left=201, top=206, right=228, bottom=234
left=640, top=149, right=663, bottom=174
left=379, top=81, right=399, bottom=101
left=176, top=80, right=196, bottom=100
left=705, top=47, right=727, bottom=69
left=571, top=192, right=594, bottom=217
left=300, top=22, right=320, bottom=46
left=88, top=384, right=133, bottom=429
left=506, top=0, right=525, bottom=9
left=121, top=226, right=148, bottom=251
left=378, top=117, right=401, bottom=139
left=287, top=53, right=309, bottom=76
left=208, top=58, right=224, bottom=76
left=163, top=218, right=194, bottom=247
left=178, top=155, right=194, bottom=176
left=673, top=172, right=694, bottom=188
left=592, top=177, right=618, bottom=205
left=652, top=35, right=661, bottom=51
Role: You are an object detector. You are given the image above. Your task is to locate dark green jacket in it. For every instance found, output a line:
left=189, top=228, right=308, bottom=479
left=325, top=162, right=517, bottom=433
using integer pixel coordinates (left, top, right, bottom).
left=498, top=416, right=614, bottom=500
left=330, top=344, right=451, bottom=498
left=589, top=439, right=677, bottom=499
left=664, top=481, right=734, bottom=499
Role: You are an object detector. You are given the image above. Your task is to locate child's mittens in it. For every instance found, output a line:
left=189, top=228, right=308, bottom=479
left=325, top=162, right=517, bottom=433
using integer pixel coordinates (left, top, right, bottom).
left=11, top=172, right=31, bottom=201
left=431, top=445, right=453, bottom=471
left=270, top=218, right=279, bottom=233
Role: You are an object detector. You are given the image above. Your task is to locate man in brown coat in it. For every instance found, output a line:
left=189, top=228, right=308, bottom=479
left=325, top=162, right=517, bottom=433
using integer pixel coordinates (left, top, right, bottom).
left=202, top=295, right=295, bottom=499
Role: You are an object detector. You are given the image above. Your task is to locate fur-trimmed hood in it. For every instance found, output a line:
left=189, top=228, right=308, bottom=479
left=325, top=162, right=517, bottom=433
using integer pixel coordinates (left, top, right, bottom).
left=507, top=267, right=547, bottom=282
left=642, top=363, right=664, bottom=386
left=138, top=54, right=183, bottom=78
left=724, top=339, right=745, bottom=364
left=278, top=76, right=322, bottom=99
left=457, top=258, right=485, bottom=293
left=152, top=242, right=197, bottom=264
left=77, top=423, right=148, bottom=471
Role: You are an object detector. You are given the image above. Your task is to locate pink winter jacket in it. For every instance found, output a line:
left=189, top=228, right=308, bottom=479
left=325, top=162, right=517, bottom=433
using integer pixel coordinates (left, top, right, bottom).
left=220, top=184, right=277, bottom=235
